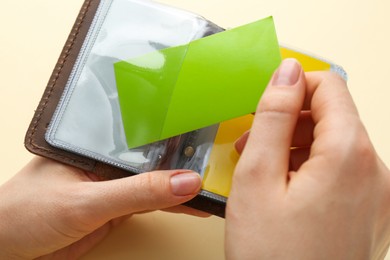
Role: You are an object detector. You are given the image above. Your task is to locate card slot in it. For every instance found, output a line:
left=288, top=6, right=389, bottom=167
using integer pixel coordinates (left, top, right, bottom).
left=45, top=0, right=220, bottom=174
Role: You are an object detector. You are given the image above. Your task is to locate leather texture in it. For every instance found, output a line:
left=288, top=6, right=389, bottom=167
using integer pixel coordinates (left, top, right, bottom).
left=25, top=0, right=100, bottom=173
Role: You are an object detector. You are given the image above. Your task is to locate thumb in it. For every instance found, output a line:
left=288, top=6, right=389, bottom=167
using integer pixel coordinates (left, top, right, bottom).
left=84, top=170, right=202, bottom=221
left=233, top=58, right=305, bottom=194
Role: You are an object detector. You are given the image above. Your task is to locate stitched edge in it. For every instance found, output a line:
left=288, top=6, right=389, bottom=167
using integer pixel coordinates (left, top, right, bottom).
left=27, top=0, right=94, bottom=167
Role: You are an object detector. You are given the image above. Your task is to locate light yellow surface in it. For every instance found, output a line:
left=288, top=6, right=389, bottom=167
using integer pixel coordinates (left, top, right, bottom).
left=1, top=0, right=390, bottom=259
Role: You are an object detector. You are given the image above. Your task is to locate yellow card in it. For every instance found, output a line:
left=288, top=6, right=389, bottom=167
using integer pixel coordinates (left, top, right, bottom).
left=201, top=46, right=346, bottom=198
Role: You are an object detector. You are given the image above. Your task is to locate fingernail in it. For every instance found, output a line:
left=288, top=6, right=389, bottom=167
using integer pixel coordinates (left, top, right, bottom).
left=272, top=58, right=301, bottom=86
left=234, top=137, right=244, bottom=153
left=234, top=131, right=250, bottom=154
left=170, top=172, right=201, bottom=196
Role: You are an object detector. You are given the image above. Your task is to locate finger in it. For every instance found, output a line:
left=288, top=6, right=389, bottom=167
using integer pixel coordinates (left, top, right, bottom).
left=305, top=71, right=358, bottom=120
left=46, top=215, right=131, bottom=259
left=289, top=147, right=310, bottom=172
left=234, top=58, right=306, bottom=191
left=300, top=71, right=376, bottom=183
left=304, top=72, right=362, bottom=154
left=292, top=111, right=314, bottom=147
left=162, top=205, right=211, bottom=218
left=235, top=141, right=311, bottom=172
left=84, top=170, right=202, bottom=222
left=234, top=111, right=314, bottom=155
left=135, top=205, right=211, bottom=218
left=234, top=131, right=250, bottom=154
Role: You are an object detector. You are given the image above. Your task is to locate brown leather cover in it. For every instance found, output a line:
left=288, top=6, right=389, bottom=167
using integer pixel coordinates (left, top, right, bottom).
left=25, top=0, right=99, bottom=173
left=24, top=0, right=226, bottom=218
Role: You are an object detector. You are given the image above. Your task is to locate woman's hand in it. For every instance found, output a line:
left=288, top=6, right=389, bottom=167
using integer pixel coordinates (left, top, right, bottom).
left=226, top=59, right=390, bottom=259
left=0, top=157, right=202, bottom=259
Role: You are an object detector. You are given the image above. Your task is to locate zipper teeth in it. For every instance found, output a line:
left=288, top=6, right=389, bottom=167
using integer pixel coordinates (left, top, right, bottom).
left=46, top=0, right=113, bottom=141
left=330, top=64, right=348, bottom=81
left=199, top=190, right=227, bottom=203
left=45, top=0, right=144, bottom=171
left=50, top=139, right=144, bottom=173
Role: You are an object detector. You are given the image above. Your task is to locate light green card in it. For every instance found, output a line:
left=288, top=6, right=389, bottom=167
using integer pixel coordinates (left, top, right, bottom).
left=114, top=16, right=281, bottom=149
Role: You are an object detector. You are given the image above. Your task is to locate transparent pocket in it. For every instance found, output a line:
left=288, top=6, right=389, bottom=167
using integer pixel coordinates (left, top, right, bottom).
left=46, top=0, right=223, bottom=175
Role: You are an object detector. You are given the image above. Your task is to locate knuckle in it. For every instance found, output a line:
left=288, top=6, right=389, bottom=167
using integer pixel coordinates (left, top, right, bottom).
left=126, top=175, right=154, bottom=209
left=139, top=172, right=166, bottom=196
left=317, top=71, right=346, bottom=84
left=138, top=172, right=154, bottom=190
left=233, top=157, right=266, bottom=185
left=328, top=124, right=377, bottom=177
left=132, top=173, right=168, bottom=209
left=322, top=71, right=349, bottom=92
left=257, top=91, right=299, bottom=118
left=308, top=71, right=347, bottom=93
left=325, top=70, right=344, bottom=81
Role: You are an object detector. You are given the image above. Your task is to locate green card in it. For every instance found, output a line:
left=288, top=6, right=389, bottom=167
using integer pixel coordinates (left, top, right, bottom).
left=114, top=17, right=281, bottom=149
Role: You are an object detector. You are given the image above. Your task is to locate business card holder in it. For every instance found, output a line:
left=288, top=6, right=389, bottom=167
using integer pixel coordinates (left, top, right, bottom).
left=25, top=0, right=346, bottom=217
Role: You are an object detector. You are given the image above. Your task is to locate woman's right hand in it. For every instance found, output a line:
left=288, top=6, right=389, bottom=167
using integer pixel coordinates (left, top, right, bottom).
left=226, top=59, right=390, bottom=260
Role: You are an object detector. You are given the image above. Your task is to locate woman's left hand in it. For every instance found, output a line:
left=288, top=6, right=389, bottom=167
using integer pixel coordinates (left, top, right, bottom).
left=0, top=157, right=202, bottom=259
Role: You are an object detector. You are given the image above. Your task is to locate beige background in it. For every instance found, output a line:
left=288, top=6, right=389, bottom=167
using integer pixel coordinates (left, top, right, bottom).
left=1, top=0, right=390, bottom=259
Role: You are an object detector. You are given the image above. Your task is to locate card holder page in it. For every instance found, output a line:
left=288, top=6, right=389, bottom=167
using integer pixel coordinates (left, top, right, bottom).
left=46, top=0, right=223, bottom=174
